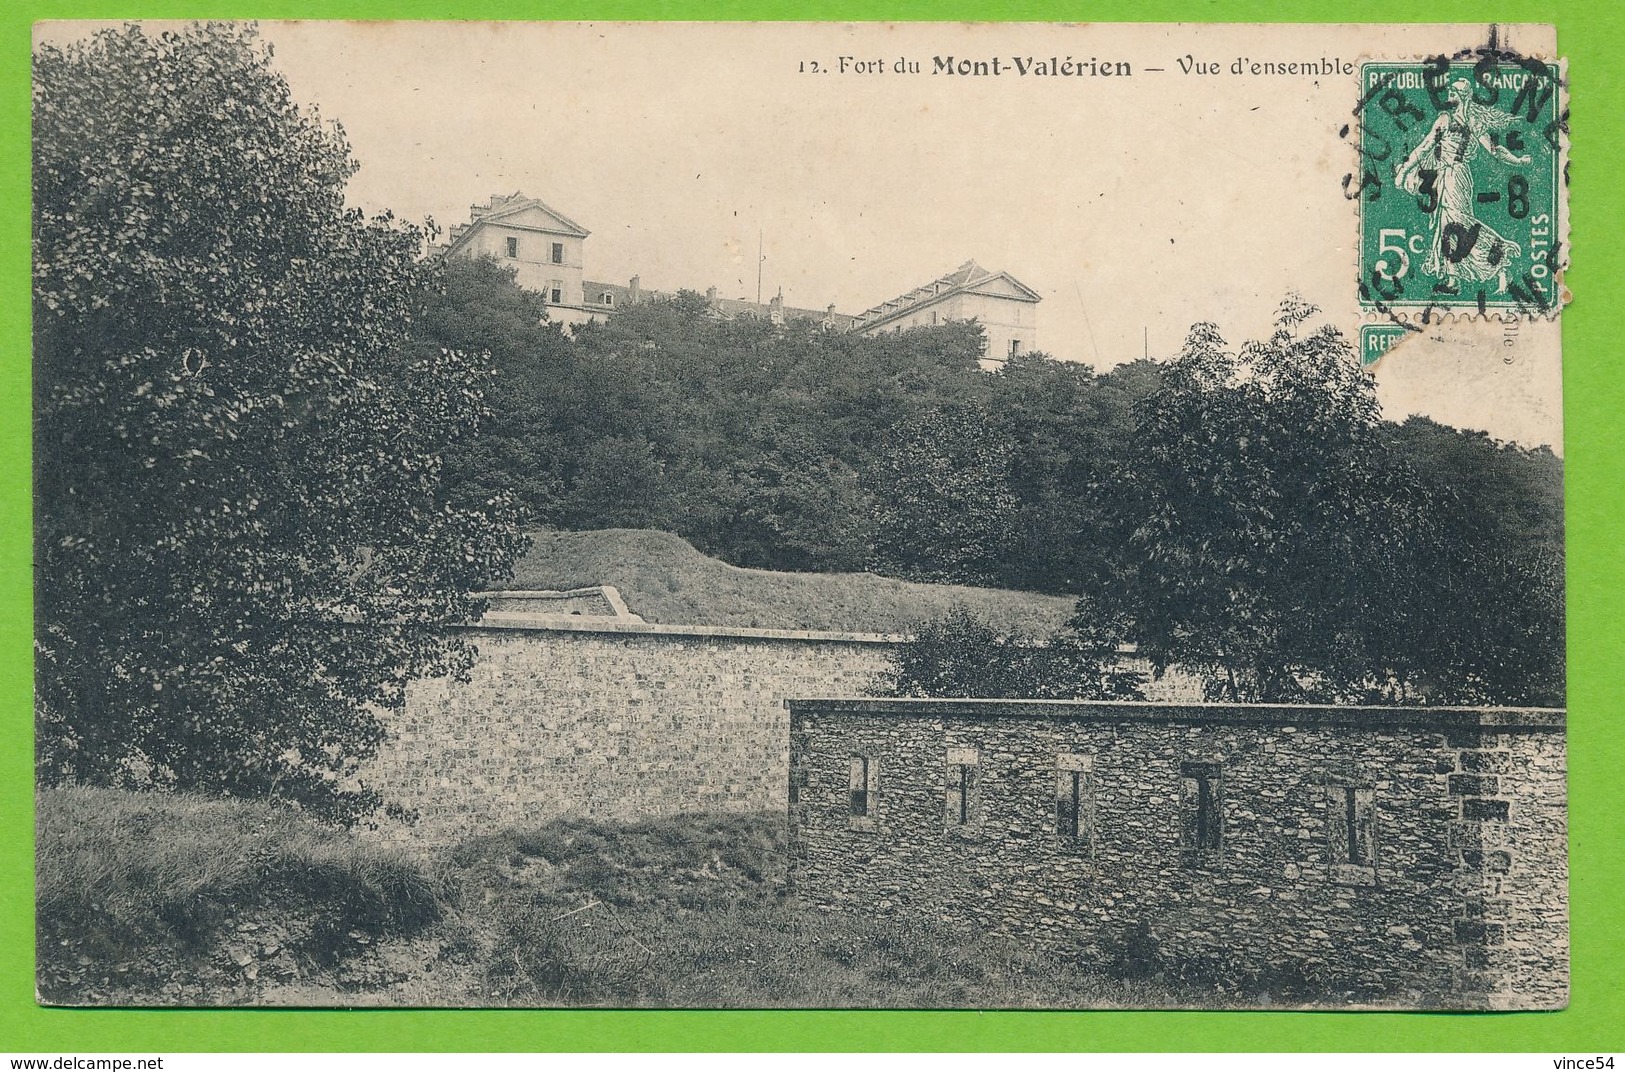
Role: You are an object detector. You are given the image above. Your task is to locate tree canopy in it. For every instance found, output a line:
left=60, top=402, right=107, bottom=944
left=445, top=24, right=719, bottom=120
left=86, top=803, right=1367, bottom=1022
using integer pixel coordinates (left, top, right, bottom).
left=418, top=263, right=1562, bottom=709
left=33, top=24, right=527, bottom=822
left=418, top=263, right=1164, bottom=585
left=1068, top=300, right=1563, bottom=707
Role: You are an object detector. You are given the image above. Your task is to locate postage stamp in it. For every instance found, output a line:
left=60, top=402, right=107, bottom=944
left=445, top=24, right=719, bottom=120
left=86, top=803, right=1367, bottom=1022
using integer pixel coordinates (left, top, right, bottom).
left=1355, top=56, right=1565, bottom=317
left=1357, top=322, right=1410, bottom=368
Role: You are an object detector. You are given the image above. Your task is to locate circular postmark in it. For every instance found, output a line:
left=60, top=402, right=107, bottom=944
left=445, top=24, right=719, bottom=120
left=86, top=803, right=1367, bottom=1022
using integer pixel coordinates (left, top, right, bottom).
left=1341, top=32, right=1567, bottom=331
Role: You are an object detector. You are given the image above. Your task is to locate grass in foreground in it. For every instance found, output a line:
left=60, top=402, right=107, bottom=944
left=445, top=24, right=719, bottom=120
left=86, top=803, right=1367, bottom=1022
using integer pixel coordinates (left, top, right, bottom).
left=37, top=789, right=1194, bottom=1008
left=375, top=811, right=1187, bottom=1008
left=36, top=785, right=443, bottom=1004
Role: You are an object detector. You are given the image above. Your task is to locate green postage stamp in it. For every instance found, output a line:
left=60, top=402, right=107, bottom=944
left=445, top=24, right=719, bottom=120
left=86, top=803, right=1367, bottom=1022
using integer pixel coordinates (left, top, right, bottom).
left=1355, top=55, right=1565, bottom=316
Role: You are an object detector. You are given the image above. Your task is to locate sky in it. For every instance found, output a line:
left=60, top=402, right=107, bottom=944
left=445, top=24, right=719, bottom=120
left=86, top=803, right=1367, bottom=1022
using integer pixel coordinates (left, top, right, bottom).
left=40, top=21, right=1566, bottom=450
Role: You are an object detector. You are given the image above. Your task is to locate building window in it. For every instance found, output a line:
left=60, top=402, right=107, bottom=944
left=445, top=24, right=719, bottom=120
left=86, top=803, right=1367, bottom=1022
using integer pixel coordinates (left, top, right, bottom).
left=1328, top=784, right=1378, bottom=885
left=1180, top=761, right=1223, bottom=863
left=551, top=241, right=564, bottom=264
left=849, top=755, right=878, bottom=824
left=1056, top=753, right=1094, bottom=853
left=549, top=284, right=563, bottom=304
left=505, top=236, right=518, bottom=258
left=945, top=747, right=978, bottom=828
left=600, top=292, right=614, bottom=306
left=1009, top=339, right=1022, bottom=358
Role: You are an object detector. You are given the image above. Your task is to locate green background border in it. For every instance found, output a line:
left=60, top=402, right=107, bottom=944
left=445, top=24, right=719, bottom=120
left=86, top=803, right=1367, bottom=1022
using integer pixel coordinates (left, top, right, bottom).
left=3, top=0, right=1621, bottom=1053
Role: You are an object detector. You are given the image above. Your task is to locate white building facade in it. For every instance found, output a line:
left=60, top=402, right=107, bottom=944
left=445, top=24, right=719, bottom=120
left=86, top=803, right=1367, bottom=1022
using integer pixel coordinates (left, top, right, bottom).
left=446, top=197, right=1041, bottom=363
left=850, top=261, right=1042, bottom=370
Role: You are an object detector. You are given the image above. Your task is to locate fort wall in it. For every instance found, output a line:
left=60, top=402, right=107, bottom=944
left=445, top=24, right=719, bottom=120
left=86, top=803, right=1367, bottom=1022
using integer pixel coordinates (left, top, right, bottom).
left=786, top=698, right=1568, bottom=1009
left=364, top=620, right=899, bottom=847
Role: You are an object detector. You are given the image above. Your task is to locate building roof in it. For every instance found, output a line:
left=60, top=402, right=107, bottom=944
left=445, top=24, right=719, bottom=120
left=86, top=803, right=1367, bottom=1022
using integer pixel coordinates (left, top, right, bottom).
left=581, top=280, right=640, bottom=308
left=580, top=279, right=859, bottom=330
left=851, top=260, right=1041, bottom=333
left=445, top=192, right=592, bottom=254
left=714, top=294, right=858, bottom=330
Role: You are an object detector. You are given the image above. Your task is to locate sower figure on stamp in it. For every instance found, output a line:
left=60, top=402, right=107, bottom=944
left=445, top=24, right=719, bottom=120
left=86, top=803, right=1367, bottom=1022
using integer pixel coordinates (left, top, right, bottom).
left=1395, top=78, right=1532, bottom=293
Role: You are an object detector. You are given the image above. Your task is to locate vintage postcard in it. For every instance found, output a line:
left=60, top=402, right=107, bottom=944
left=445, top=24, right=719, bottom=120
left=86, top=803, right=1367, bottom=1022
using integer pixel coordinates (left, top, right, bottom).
left=32, top=21, right=1567, bottom=1010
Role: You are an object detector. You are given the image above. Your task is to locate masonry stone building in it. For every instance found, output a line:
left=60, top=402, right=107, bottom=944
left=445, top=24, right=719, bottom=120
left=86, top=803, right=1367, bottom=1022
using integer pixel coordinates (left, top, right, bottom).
left=787, top=697, right=1567, bottom=1009
left=362, top=588, right=902, bottom=848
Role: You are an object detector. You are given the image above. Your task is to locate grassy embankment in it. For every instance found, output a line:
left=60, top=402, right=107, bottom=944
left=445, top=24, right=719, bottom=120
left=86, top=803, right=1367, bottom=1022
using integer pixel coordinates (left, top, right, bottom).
left=34, top=539, right=1164, bottom=1006
left=38, top=787, right=1186, bottom=1008
left=36, top=785, right=444, bottom=1005
left=504, top=528, right=1077, bottom=635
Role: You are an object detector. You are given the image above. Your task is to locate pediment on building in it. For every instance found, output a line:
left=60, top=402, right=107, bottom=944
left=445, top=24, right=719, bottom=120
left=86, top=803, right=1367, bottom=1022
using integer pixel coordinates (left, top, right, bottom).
left=482, top=200, right=591, bottom=238
left=964, top=271, right=1042, bottom=303
left=448, top=194, right=591, bottom=258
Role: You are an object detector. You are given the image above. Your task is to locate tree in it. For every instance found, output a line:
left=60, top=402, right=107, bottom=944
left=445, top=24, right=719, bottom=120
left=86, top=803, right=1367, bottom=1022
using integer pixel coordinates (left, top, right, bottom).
left=33, top=24, right=528, bottom=822
left=888, top=608, right=1144, bottom=700
left=985, top=353, right=1162, bottom=594
left=1383, top=418, right=1565, bottom=706
left=1072, top=298, right=1437, bottom=702
left=869, top=402, right=1018, bottom=585
left=421, top=255, right=575, bottom=526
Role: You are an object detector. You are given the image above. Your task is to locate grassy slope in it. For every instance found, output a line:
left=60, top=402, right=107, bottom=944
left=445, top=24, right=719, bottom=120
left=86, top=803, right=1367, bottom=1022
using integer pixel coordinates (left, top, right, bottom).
left=434, top=811, right=1190, bottom=1009
left=503, top=528, right=1077, bottom=635
left=39, top=788, right=1203, bottom=1008
left=36, top=786, right=445, bottom=1005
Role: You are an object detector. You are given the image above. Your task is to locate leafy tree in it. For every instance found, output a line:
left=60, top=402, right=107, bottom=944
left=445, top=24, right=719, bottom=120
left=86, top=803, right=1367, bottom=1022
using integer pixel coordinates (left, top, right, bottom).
left=421, top=255, right=575, bottom=525
left=1071, top=298, right=1437, bottom=702
left=704, top=430, right=877, bottom=573
left=33, top=24, right=527, bottom=822
left=888, top=608, right=1144, bottom=700
left=869, top=402, right=1018, bottom=585
left=554, top=306, right=990, bottom=575
left=1383, top=418, right=1565, bottom=706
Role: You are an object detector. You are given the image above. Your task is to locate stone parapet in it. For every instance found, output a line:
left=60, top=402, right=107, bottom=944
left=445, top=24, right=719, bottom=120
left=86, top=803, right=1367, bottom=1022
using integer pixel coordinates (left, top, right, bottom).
left=365, top=626, right=899, bottom=849
left=787, top=698, right=1567, bottom=1009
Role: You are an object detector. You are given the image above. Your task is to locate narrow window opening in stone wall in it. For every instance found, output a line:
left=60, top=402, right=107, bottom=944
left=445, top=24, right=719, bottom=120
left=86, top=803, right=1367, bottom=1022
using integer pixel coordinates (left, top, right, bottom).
left=1180, top=761, right=1223, bottom=864
left=848, top=755, right=879, bottom=827
left=1328, top=784, right=1378, bottom=886
left=1056, top=753, right=1094, bottom=854
left=505, top=236, right=518, bottom=258
left=945, top=747, right=979, bottom=829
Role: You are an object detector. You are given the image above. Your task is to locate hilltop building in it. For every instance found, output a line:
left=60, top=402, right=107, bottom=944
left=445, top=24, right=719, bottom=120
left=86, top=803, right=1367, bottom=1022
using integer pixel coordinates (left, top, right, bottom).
left=851, top=260, right=1042, bottom=367
left=444, top=192, right=1038, bottom=364
left=443, top=193, right=599, bottom=326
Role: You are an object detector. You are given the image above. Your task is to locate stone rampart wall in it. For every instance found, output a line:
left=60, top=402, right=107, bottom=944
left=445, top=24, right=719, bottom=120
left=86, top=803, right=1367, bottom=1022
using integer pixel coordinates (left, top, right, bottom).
left=787, top=698, right=1567, bottom=1009
left=365, top=621, right=898, bottom=847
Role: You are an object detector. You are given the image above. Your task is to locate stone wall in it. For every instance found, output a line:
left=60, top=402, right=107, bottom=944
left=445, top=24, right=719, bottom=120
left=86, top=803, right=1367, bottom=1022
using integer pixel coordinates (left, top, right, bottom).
left=364, top=620, right=898, bottom=847
left=787, top=698, right=1567, bottom=1009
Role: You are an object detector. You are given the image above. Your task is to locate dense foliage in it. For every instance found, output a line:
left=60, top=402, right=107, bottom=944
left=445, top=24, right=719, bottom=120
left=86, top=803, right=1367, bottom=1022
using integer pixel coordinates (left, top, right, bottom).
left=889, top=607, right=1145, bottom=701
left=33, top=22, right=1565, bottom=825
left=429, top=265, right=1562, bottom=706
left=33, top=25, right=527, bottom=822
left=1069, top=301, right=1564, bottom=706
